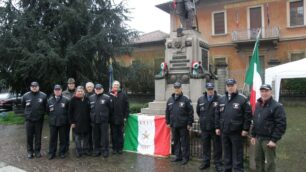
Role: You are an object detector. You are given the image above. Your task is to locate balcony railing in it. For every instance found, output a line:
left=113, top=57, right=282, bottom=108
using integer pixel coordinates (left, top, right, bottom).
left=232, top=26, right=280, bottom=42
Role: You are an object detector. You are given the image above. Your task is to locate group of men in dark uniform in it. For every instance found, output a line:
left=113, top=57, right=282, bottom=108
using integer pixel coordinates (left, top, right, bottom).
left=166, top=79, right=286, bottom=172
left=22, top=79, right=129, bottom=160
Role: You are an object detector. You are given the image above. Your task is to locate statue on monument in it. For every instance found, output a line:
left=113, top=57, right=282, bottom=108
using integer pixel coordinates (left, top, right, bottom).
left=173, top=0, right=199, bottom=30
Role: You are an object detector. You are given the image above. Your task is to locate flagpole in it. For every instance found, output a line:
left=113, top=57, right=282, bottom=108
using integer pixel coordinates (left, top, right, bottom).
left=243, top=29, right=262, bottom=94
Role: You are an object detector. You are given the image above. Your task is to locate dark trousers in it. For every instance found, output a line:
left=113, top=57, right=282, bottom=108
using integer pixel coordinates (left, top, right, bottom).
left=92, top=123, right=109, bottom=154
left=49, top=125, right=67, bottom=155
left=65, top=123, right=70, bottom=152
left=74, top=132, right=89, bottom=153
left=172, top=126, right=190, bottom=160
left=222, top=132, right=244, bottom=172
left=88, top=125, right=93, bottom=152
left=201, top=130, right=222, bottom=167
left=26, top=120, right=44, bottom=154
left=110, top=123, right=124, bottom=151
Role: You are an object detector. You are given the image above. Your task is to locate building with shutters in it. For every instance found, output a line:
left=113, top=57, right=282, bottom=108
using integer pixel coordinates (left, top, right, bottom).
left=157, top=0, right=306, bottom=92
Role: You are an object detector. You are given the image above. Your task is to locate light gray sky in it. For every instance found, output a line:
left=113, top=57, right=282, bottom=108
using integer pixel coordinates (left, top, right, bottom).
left=114, top=0, right=171, bottom=34
left=0, top=0, right=171, bottom=34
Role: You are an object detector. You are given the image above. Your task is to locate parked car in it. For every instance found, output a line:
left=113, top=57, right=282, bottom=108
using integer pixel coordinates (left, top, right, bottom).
left=0, top=92, right=22, bottom=112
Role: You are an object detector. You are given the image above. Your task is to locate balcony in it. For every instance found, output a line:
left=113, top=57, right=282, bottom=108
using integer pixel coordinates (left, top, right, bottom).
left=231, top=27, right=280, bottom=51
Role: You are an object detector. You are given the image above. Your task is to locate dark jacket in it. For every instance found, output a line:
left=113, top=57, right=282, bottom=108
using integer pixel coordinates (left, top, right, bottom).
left=62, top=89, right=75, bottom=100
left=215, top=92, right=252, bottom=134
left=47, top=95, right=69, bottom=126
left=89, top=93, right=112, bottom=124
left=196, top=91, right=221, bottom=131
left=109, top=91, right=129, bottom=125
left=166, top=93, right=194, bottom=128
left=251, top=97, right=286, bottom=143
left=22, top=91, right=47, bottom=121
left=69, top=96, right=91, bottom=134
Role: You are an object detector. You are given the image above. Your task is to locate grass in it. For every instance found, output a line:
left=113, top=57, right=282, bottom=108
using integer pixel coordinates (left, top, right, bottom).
left=0, top=111, right=24, bottom=125
left=275, top=106, right=306, bottom=171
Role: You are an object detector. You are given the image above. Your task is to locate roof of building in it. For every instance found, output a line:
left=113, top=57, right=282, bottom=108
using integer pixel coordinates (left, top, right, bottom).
left=133, top=30, right=169, bottom=44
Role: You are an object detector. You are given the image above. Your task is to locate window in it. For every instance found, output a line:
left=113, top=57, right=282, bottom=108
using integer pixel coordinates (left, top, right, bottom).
left=290, top=0, right=304, bottom=26
left=214, top=57, right=227, bottom=65
left=212, top=11, right=226, bottom=35
left=290, top=52, right=305, bottom=61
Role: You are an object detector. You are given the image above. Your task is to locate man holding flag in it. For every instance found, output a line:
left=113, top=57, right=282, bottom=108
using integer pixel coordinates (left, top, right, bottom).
left=250, top=84, right=286, bottom=172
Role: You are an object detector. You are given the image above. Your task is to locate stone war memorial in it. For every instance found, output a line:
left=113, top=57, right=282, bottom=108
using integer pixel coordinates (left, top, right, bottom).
left=141, top=28, right=217, bottom=115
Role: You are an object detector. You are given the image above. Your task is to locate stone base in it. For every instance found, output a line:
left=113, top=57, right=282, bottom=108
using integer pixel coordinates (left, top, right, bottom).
left=141, top=101, right=166, bottom=115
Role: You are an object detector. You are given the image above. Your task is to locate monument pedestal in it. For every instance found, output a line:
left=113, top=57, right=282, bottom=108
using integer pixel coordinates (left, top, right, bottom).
left=141, top=29, right=212, bottom=117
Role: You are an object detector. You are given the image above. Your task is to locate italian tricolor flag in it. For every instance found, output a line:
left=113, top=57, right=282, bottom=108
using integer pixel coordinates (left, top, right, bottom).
left=245, top=30, right=262, bottom=113
left=124, top=114, right=171, bottom=156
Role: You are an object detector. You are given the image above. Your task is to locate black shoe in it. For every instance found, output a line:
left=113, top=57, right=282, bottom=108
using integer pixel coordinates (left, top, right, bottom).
left=199, top=163, right=210, bottom=170
left=112, top=150, right=117, bottom=155
left=93, top=152, right=101, bottom=157
left=215, top=165, right=223, bottom=172
left=35, top=152, right=41, bottom=158
left=60, top=154, right=65, bottom=159
left=84, top=151, right=92, bottom=156
left=181, top=159, right=189, bottom=165
left=27, top=153, right=34, bottom=159
left=48, top=154, right=55, bottom=160
left=171, top=158, right=182, bottom=162
left=103, top=151, right=109, bottom=158
left=117, top=150, right=123, bottom=154
left=75, top=151, right=82, bottom=158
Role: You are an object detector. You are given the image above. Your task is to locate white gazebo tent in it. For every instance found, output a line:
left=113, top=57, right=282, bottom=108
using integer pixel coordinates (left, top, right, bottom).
left=265, top=58, right=306, bottom=101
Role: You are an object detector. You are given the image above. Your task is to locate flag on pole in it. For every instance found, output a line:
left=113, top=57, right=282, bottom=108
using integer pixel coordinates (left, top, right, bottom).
left=172, top=0, right=176, bottom=9
left=236, top=10, right=239, bottom=28
left=124, top=114, right=171, bottom=156
left=266, top=3, right=270, bottom=26
left=108, top=58, right=114, bottom=92
left=245, top=29, right=262, bottom=113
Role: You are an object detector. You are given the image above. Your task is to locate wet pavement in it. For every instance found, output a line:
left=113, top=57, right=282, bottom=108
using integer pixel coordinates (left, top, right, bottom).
left=0, top=123, right=216, bottom=172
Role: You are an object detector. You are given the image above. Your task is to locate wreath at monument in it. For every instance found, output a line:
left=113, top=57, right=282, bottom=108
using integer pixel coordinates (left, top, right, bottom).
left=155, top=62, right=168, bottom=79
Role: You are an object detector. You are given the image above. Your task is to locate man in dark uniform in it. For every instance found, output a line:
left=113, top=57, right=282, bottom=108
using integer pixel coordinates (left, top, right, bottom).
left=166, top=81, right=194, bottom=165
left=47, top=84, right=70, bottom=160
left=89, top=84, right=112, bottom=158
left=62, top=77, right=76, bottom=153
left=197, top=83, right=222, bottom=171
left=215, top=79, right=252, bottom=172
left=251, top=84, right=286, bottom=172
left=22, top=81, right=47, bottom=159
left=109, top=80, right=129, bottom=155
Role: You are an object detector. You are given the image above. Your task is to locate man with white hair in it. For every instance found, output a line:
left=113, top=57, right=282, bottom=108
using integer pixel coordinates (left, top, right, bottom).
left=109, top=81, right=129, bottom=154
left=85, top=81, right=95, bottom=153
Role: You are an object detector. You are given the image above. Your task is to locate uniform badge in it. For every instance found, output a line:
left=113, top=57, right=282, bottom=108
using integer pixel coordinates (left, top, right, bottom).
left=179, top=102, right=185, bottom=107
left=101, top=99, right=105, bottom=104
left=49, top=105, right=54, bottom=111
left=200, top=107, right=205, bottom=111
left=38, top=98, right=43, bottom=103
left=233, top=103, right=240, bottom=109
left=61, top=103, right=65, bottom=108
left=219, top=104, right=225, bottom=112
left=213, top=102, right=218, bottom=107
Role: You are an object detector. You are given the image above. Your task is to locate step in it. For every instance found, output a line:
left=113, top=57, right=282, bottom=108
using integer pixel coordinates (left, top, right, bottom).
left=140, top=108, right=166, bottom=115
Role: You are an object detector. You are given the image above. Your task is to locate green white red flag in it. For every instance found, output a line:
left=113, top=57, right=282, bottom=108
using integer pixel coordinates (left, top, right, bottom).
left=245, top=30, right=262, bottom=113
left=124, top=114, right=171, bottom=156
